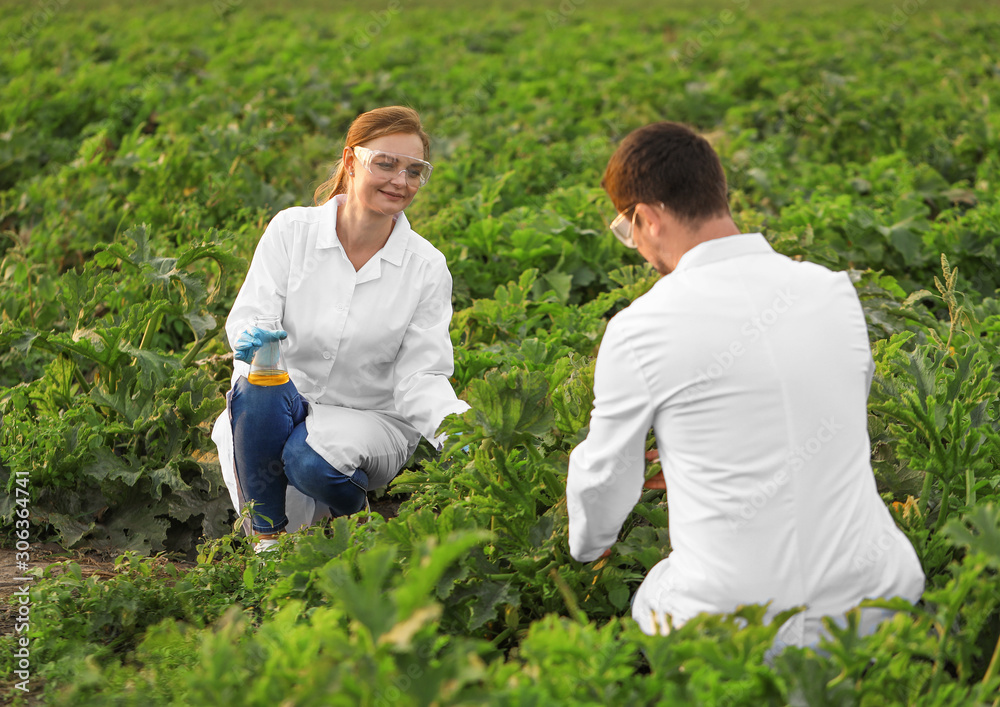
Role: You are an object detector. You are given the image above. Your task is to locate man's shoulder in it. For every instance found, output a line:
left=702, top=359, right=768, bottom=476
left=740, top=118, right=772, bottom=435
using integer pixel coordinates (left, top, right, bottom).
left=609, top=251, right=854, bottom=325
left=604, top=283, right=674, bottom=339
left=676, top=242, right=851, bottom=291
left=612, top=273, right=691, bottom=319
left=778, top=257, right=857, bottom=301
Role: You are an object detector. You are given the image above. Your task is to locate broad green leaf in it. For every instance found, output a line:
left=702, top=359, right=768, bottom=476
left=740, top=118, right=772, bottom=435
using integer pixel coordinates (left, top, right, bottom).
left=942, top=504, right=1000, bottom=568
left=465, top=369, right=553, bottom=451
left=465, top=579, right=521, bottom=633
left=395, top=530, right=490, bottom=620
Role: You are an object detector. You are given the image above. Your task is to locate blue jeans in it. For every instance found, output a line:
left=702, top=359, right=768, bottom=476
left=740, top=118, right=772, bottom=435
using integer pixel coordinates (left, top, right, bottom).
left=230, top=376, right=369, bottom=534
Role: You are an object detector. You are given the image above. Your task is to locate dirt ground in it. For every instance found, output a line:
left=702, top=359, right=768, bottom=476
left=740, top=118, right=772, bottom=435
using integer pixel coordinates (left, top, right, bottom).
left=0, top=544, right=135, bottom=637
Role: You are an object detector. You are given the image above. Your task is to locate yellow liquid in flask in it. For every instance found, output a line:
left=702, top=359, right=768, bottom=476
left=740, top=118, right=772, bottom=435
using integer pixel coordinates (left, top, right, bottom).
left=248, top=370, right=290, bottom=386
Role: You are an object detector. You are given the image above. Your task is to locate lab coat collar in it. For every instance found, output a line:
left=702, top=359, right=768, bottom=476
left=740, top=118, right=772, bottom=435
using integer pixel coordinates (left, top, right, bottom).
left=315, top=194, right=411, bottom=268
left=672, top=233, right=772, bottom=273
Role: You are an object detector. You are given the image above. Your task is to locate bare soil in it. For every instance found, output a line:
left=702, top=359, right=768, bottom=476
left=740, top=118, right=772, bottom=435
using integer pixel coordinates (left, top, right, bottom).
left=0, top=544, right=197, bottom=638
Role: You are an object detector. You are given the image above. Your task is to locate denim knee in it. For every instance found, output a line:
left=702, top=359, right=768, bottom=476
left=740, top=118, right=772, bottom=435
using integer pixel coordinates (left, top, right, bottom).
left=283, top=424, right=369, bottom=517
left=230, top=376, right=308, bottom=534
left=231, top=375, right=306, bottom=423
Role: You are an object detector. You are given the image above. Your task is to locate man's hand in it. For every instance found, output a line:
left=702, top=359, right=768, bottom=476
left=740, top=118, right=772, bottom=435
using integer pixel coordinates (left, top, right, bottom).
left=643, top=471, right=666, bottom=490
left=577, top=547, right=611, bottom=566
left=643, top=448, right=665, bottom=489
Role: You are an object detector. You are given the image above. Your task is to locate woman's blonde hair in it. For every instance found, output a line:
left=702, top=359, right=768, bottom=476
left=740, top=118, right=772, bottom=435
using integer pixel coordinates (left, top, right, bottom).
left=313, top=106, right=431, bottom=206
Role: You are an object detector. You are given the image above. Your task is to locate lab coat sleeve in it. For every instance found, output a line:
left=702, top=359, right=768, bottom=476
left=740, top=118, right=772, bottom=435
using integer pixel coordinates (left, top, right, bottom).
left=850, top=276, right=876, bottom=397
left=392, top=256, right=470, bottom=447
left=567, top=315, right=655, bottom=562
left=226, top=211, right=291, bottom=349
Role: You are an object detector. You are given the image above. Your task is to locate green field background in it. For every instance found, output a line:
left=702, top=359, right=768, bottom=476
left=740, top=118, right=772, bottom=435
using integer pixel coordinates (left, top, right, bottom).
left=2, top=0, right=1000, bottom=704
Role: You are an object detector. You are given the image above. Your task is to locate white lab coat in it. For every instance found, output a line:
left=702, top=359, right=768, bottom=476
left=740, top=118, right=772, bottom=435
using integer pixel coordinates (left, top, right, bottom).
left=212, top=196, right=469, bottom=532
left=567, top=233, right=924, bottom=644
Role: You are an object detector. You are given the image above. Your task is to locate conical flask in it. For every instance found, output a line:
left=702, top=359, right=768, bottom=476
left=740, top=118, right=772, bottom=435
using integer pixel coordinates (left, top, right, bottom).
left=247, top=315, right=290, bottom=386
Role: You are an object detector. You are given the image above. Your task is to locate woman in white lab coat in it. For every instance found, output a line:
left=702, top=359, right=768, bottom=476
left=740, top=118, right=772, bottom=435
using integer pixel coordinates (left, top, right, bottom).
left=210, top=106, right=469, bottom=551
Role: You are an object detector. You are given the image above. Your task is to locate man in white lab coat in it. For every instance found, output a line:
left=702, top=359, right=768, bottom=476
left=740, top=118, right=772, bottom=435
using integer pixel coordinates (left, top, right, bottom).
left=565, top=121, right=924, bottom=648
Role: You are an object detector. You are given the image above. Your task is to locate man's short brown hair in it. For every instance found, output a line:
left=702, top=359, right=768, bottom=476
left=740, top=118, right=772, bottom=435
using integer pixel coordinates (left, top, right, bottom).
left=601, top=121, right=730, bottom=226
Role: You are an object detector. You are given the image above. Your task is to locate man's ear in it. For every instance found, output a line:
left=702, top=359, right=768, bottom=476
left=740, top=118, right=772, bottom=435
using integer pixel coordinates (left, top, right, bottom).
left=634, top=203, right=660, bottom=236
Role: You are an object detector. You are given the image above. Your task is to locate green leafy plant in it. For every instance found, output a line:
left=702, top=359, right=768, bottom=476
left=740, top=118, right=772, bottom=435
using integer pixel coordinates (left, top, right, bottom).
left=2, top=1, right=1000, bottom=704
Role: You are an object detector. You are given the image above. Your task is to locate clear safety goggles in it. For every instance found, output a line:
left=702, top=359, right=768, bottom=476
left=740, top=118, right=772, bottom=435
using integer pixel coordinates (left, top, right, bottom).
left=352, top=146, right=433, bottom=187
left=609, top=204, right=638, bottom=249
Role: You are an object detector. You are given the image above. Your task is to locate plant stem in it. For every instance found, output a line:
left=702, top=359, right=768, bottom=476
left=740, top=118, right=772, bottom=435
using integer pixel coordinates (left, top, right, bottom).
left=981, top=628, right=1000, bottom=701
left=929, top=616, right=960, bottom=694
left=26, top=265, right=36, bottom=326
left=139, top=314, right=158, bottom=350
left=917, top=468, right=936, bottom=520
left=72, top=364, right=92, bottom=394
left=933, top=482, right=951, bottom=532
left=490, top=627, right=513, bottom=647
left=549, top=568, right=583, bottom=620
left=181, top=320, right=226, bottom=367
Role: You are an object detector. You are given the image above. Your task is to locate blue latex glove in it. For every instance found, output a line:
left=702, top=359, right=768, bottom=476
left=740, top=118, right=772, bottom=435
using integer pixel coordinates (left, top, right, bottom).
left=234, top=326, right=287, bottom=363
left=452, top=432, right=471, bottom=454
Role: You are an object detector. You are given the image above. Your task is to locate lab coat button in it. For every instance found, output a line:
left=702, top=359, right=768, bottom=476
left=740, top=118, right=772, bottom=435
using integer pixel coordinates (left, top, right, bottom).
left=322, top=351, right=332, bottom=360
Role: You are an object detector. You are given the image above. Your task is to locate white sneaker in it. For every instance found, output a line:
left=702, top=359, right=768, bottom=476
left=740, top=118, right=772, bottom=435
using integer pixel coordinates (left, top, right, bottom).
left=253, top=533, right=284, bottom=554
